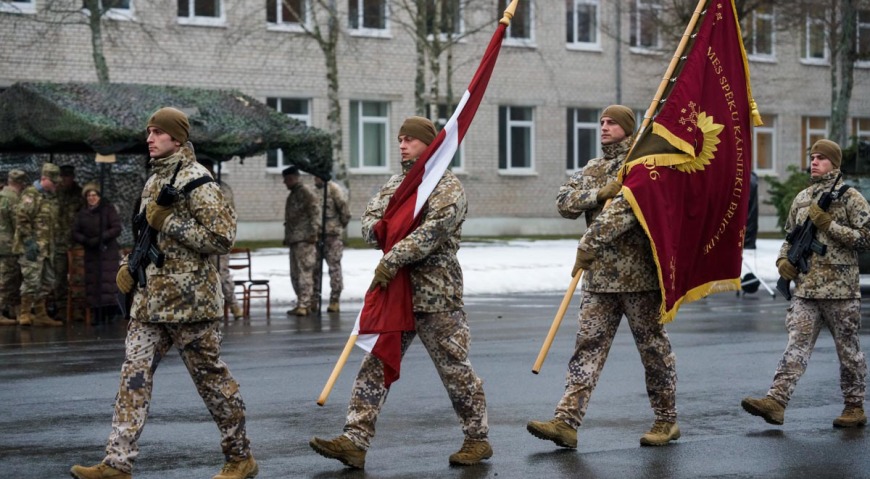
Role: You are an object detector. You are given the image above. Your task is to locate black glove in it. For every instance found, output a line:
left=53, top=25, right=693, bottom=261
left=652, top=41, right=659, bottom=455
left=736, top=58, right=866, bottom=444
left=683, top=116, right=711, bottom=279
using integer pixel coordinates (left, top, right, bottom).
left=24, top=239, right=39, bottom=261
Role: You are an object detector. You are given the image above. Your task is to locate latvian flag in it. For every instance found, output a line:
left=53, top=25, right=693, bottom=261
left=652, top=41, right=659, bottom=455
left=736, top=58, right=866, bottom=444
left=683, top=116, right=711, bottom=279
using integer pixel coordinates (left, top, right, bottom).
left=350, top=17, right=511, bottom=388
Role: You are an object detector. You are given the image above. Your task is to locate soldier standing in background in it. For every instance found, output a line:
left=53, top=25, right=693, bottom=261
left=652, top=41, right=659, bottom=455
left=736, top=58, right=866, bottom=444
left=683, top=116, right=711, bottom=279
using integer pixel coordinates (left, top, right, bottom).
left=53, top=165, right=84, bottom=319
left=0, top=170, right=28, bottom=325
left=14, top=163, right=63, bottom=327
left=313, top=175, right=350, bottom=313
left=282, top=165, right=321, bottom=317
left=526, top=105, right=680, bottom=449
left=70, top=107, right=257, bottom=479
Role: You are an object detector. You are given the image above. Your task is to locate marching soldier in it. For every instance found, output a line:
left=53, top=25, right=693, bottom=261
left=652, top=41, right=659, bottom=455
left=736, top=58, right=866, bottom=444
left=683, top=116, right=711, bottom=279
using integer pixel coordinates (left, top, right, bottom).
left=742, top=139, right=870, bottom=428
left=0, top=169, right=27, bottom=324
left=70, top=107, right=257, bottom=479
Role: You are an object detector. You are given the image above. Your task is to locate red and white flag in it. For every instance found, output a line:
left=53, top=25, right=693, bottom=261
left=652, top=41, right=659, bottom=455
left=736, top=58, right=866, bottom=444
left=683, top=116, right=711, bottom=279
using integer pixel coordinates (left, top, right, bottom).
left=351, top=20, right=510, bottom=387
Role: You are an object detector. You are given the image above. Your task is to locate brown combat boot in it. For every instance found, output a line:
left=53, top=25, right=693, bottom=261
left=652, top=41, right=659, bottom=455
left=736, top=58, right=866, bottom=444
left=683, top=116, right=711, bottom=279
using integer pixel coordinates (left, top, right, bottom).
left=448, top=438, right=493, bottom=466
left=69, top=462, right=131, bottom=479
left=212, top=454, right=258, bottom=479
left=833, top=405, right=867, bottom=428
left=230, top=303, right=244, bottom=320
left=640, top=420, right=681, bottom=446
left=17, top=296, right=34, bottom=326
left=33, top=299, right=63, bottom=327
left=741, top=396, right=785, bottom=425
left=0, top=310, right=17, bottom=325
left=526, top=418, right=577, bottom=448
left=327, top=301, right=340, bottom=313
left=310, top=435, right=366, bottom=469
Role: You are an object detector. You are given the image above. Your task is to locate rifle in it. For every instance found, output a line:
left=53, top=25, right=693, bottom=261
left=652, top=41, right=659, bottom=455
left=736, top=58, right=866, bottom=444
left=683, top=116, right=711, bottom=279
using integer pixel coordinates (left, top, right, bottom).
left=776, top=174, right=845, bottom=300
left=116, top=163, right=181, bottom=318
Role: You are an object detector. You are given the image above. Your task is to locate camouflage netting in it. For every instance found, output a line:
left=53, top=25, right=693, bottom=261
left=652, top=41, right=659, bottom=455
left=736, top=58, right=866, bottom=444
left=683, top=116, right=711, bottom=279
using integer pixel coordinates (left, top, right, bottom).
left=0, top=82, right=333, bottom=177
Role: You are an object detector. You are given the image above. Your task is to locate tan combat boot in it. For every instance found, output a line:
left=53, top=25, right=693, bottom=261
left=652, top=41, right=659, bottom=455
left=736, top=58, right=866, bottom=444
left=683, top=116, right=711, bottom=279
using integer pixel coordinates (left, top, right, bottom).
left=212, top=454, right=258, bottom=479
left=230, top=303, right=244, bottom=320
left=741, top=396, right=785, bottom=425
left=448, top=438, right=493, bottom=466
left=17, top=296, right=34, bottom=326
left=310, top=435, right=366, bottom=469
left=0, top=309, right=17, bottom=325
left=33, top=298, right=63, bottom=327
left=327, top=301, right=340, bottom=313
left=69, top=462, right=131, bottom=479
left=833, top=405, right=867, bottom=428
left=526, top=418, right=577, bottom=448
left=640, top=420, right=681, bottom=446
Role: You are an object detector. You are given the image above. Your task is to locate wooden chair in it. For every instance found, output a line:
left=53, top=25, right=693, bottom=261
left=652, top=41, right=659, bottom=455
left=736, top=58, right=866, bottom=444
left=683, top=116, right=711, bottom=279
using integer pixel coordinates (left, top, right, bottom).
left=227, top=247, right=271, bottom=319
left=66, top=247, right=91, bottom=326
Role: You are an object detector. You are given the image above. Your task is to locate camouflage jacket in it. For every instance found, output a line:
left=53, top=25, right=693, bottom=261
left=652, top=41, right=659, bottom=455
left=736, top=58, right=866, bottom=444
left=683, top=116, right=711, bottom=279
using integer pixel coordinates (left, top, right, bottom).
left=779, top=170, right=870, bottom=300
left=316, top=180, right=351, bottom=236
left=12, top=182, right=57, bottom=260
left=362, top=161, right=466, bottom=313
left=284, top=183, right=321, bottom=244
left=0, top=188, right=20, bottom=255
left=127, top=147, right=237, bottom=323
left=558, top=137, right=659, bottom=292
left=55, top=182, right=83, bottom=250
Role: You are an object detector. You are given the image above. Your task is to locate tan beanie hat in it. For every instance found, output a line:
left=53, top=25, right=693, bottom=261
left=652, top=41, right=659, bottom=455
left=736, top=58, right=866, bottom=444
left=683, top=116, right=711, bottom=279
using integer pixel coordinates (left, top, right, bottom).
left=147, top=107, right=190, bottom=143
left=600, top=105, right=636, bottom=136
left=810, top=139, right=842, bottom=169
left=398, top=116, right=437, bottom=145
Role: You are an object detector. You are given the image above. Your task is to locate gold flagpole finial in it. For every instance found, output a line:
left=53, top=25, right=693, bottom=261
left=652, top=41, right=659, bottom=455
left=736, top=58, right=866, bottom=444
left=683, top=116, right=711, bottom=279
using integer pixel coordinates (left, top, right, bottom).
left=499, top=0, right=519, bottom=26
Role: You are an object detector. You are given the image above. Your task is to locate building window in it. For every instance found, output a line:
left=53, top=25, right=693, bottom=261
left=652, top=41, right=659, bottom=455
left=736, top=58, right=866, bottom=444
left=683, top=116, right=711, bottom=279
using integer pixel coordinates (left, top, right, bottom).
left=857, top=9, right=870, bottom=64
left=566, top=108, right=600, bottom=171
left=348, top=0, right=387, bottom=35
left=566, top=0, right=598, bottom=49
left=499, top=106, right=535, bottom=172
left=82, top=0, right=133, bottom=20
left=0, top=0, right=36, bottom=14
left=178, top=0, right=224, bottom=25
left=753, top=114, right=776, bottom=172
left=350, top=100, right=389, bottom=171
left=436, top=104, right=464, bottom=171
left=801, top=11, right=828, bottom=63
left=630, top=0, right=662, bottom=50
left=802, top=116, right=829, bottom=169
left=267, top=0, right=308, bottom=28
left=852, top=117, right=870, bottom=142
left=266, top=98, right=311, bottom=170
left=743, top=5, right=774, bottom=59
left=426, top=0, right=463, bottom=37
left=502, top=0, right=533, bottom=44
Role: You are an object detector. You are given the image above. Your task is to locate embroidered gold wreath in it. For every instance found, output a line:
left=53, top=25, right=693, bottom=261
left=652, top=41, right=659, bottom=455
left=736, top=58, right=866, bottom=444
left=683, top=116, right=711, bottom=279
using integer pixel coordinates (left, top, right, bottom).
left=676, top=112, right=724, bottom=173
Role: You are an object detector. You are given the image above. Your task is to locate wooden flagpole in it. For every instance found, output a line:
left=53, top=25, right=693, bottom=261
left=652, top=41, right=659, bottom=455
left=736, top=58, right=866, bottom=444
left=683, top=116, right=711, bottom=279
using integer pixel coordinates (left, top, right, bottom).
left=530, top=0, right=709, bottom=374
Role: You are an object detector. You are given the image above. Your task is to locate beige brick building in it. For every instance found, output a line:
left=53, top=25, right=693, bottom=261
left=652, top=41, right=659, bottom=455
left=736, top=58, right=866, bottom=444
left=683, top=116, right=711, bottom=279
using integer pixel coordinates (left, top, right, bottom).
left=2, top=0, right=870, bottom=240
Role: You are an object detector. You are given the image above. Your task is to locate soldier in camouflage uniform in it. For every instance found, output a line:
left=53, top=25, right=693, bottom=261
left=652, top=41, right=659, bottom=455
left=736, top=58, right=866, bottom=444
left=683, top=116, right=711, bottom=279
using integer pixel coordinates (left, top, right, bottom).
left=527, top=105, right=680, bottom=449
left=13, top=163, right=64, bottom=327
left=53, top=165, right=84, bottom=318
left=0, top=170, right=28, bottom=325
left=283, top=165, right=321, bottom=316
left=310, top=117, right=491, bottom=469
left=742, top=139, right=870, bottom=429
left=312, top=175, right=351, bottom=313
left=70, top=108, right=257, bottom=479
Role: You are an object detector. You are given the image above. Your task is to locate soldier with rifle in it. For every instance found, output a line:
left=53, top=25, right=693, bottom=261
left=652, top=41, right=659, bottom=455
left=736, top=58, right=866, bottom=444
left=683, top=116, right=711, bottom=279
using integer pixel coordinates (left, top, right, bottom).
left=742, top=139, right=870, bottom=429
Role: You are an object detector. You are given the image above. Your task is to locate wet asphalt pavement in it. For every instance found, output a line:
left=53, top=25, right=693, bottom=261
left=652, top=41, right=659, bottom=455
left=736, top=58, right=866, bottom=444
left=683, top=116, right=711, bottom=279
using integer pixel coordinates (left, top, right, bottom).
left=1, top=291, right=869, bottom=479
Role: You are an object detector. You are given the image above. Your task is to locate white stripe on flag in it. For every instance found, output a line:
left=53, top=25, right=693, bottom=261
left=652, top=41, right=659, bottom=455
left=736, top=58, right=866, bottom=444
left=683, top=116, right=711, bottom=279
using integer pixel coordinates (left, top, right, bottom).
left=351, top=309, right=378, bottom=352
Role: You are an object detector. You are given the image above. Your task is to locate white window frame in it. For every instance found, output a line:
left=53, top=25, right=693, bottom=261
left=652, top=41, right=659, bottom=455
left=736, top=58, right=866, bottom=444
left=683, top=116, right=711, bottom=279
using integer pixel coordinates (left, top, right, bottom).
left=499, top=106, right=536, bottom=175
left=350, top=100, right=390, bottom=173
left=425, top=0, right=464, bottom=41
left=0, top=0, right=36, bottom=14
left=852, top=117, right=870, bottom=142
left=503, top=0, right=534, bottom=47
left=630, top=0, right=662, bottom=52
left=82, top=0, right=135, bottom=21
left=267, top=0, right=309, bottom=32
left=801, top=11, right=829, bottom=64
left=856, top=9, right=870, bottom=67
left=266, top=97, right=312, bottom=173
left=348, top=0, right=390, bottom=38
left=752, top=114, right=776, bottom=174
left=567, top=108, right=601, bottom=173
left=566, top=0, right=600, bottom=51
left=177, top=0, right=225, bottom=27
left=802, top=116, right=829, bottom=169
left=744, top=6, right=775, bottom=61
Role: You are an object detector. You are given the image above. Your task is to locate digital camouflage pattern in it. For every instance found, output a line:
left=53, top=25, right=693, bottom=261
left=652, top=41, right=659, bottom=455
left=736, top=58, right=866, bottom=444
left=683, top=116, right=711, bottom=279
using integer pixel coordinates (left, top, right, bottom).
left=210, top=181, right=238, bottom=308
left=343, top=310, right=487, bottom=450
left=104, top=320, right=250, bottom=474
left=126, top=147, right=235, bottom=323
left=558, top=137, right=658, bottom=293
left=14, top=182, right=58, bottom=298
left=0, top=187, right=19, bottom=255
left=283, top=183, right=321, bottom=244
left=361, top=160, right=467, bottom=312
left=289, top=242, right=316, bottom=309
left=767, top=297, right=866, bottom=407
left=779, top=170, right=870, bottom=299
left=0, top=187, right=22, bottom=310
left=318, top=180, right=351, bottom=236
left=313, top=180, right=350, bottom=303
left=555, top=290, right=677, bottom=428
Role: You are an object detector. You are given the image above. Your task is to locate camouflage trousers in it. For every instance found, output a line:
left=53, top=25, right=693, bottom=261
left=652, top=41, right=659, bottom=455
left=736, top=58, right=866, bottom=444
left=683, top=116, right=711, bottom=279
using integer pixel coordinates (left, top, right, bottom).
left=210, top=254, right=238, bottom=307
left=343, top=310, right=488, bottom=450
left=18, top=255, right=55, bottom=300
left=53, top=251, right=69, bottom=310
left=313, top=235, right=344, bottom=303
left=103, top=319, right=251, bottom=474
left=768, top=297, right=867, bottom=407
left=0, top=254, right=21, bottom=311
left=555, top=290, right=677, bottom=428
left=289, top=241, right=316, bottom=308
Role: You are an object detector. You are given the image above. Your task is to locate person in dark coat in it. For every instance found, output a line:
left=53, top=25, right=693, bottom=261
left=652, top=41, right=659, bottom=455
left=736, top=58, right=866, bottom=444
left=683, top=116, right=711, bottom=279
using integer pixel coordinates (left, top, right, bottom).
left=72, top=182, right=122, bottom=321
